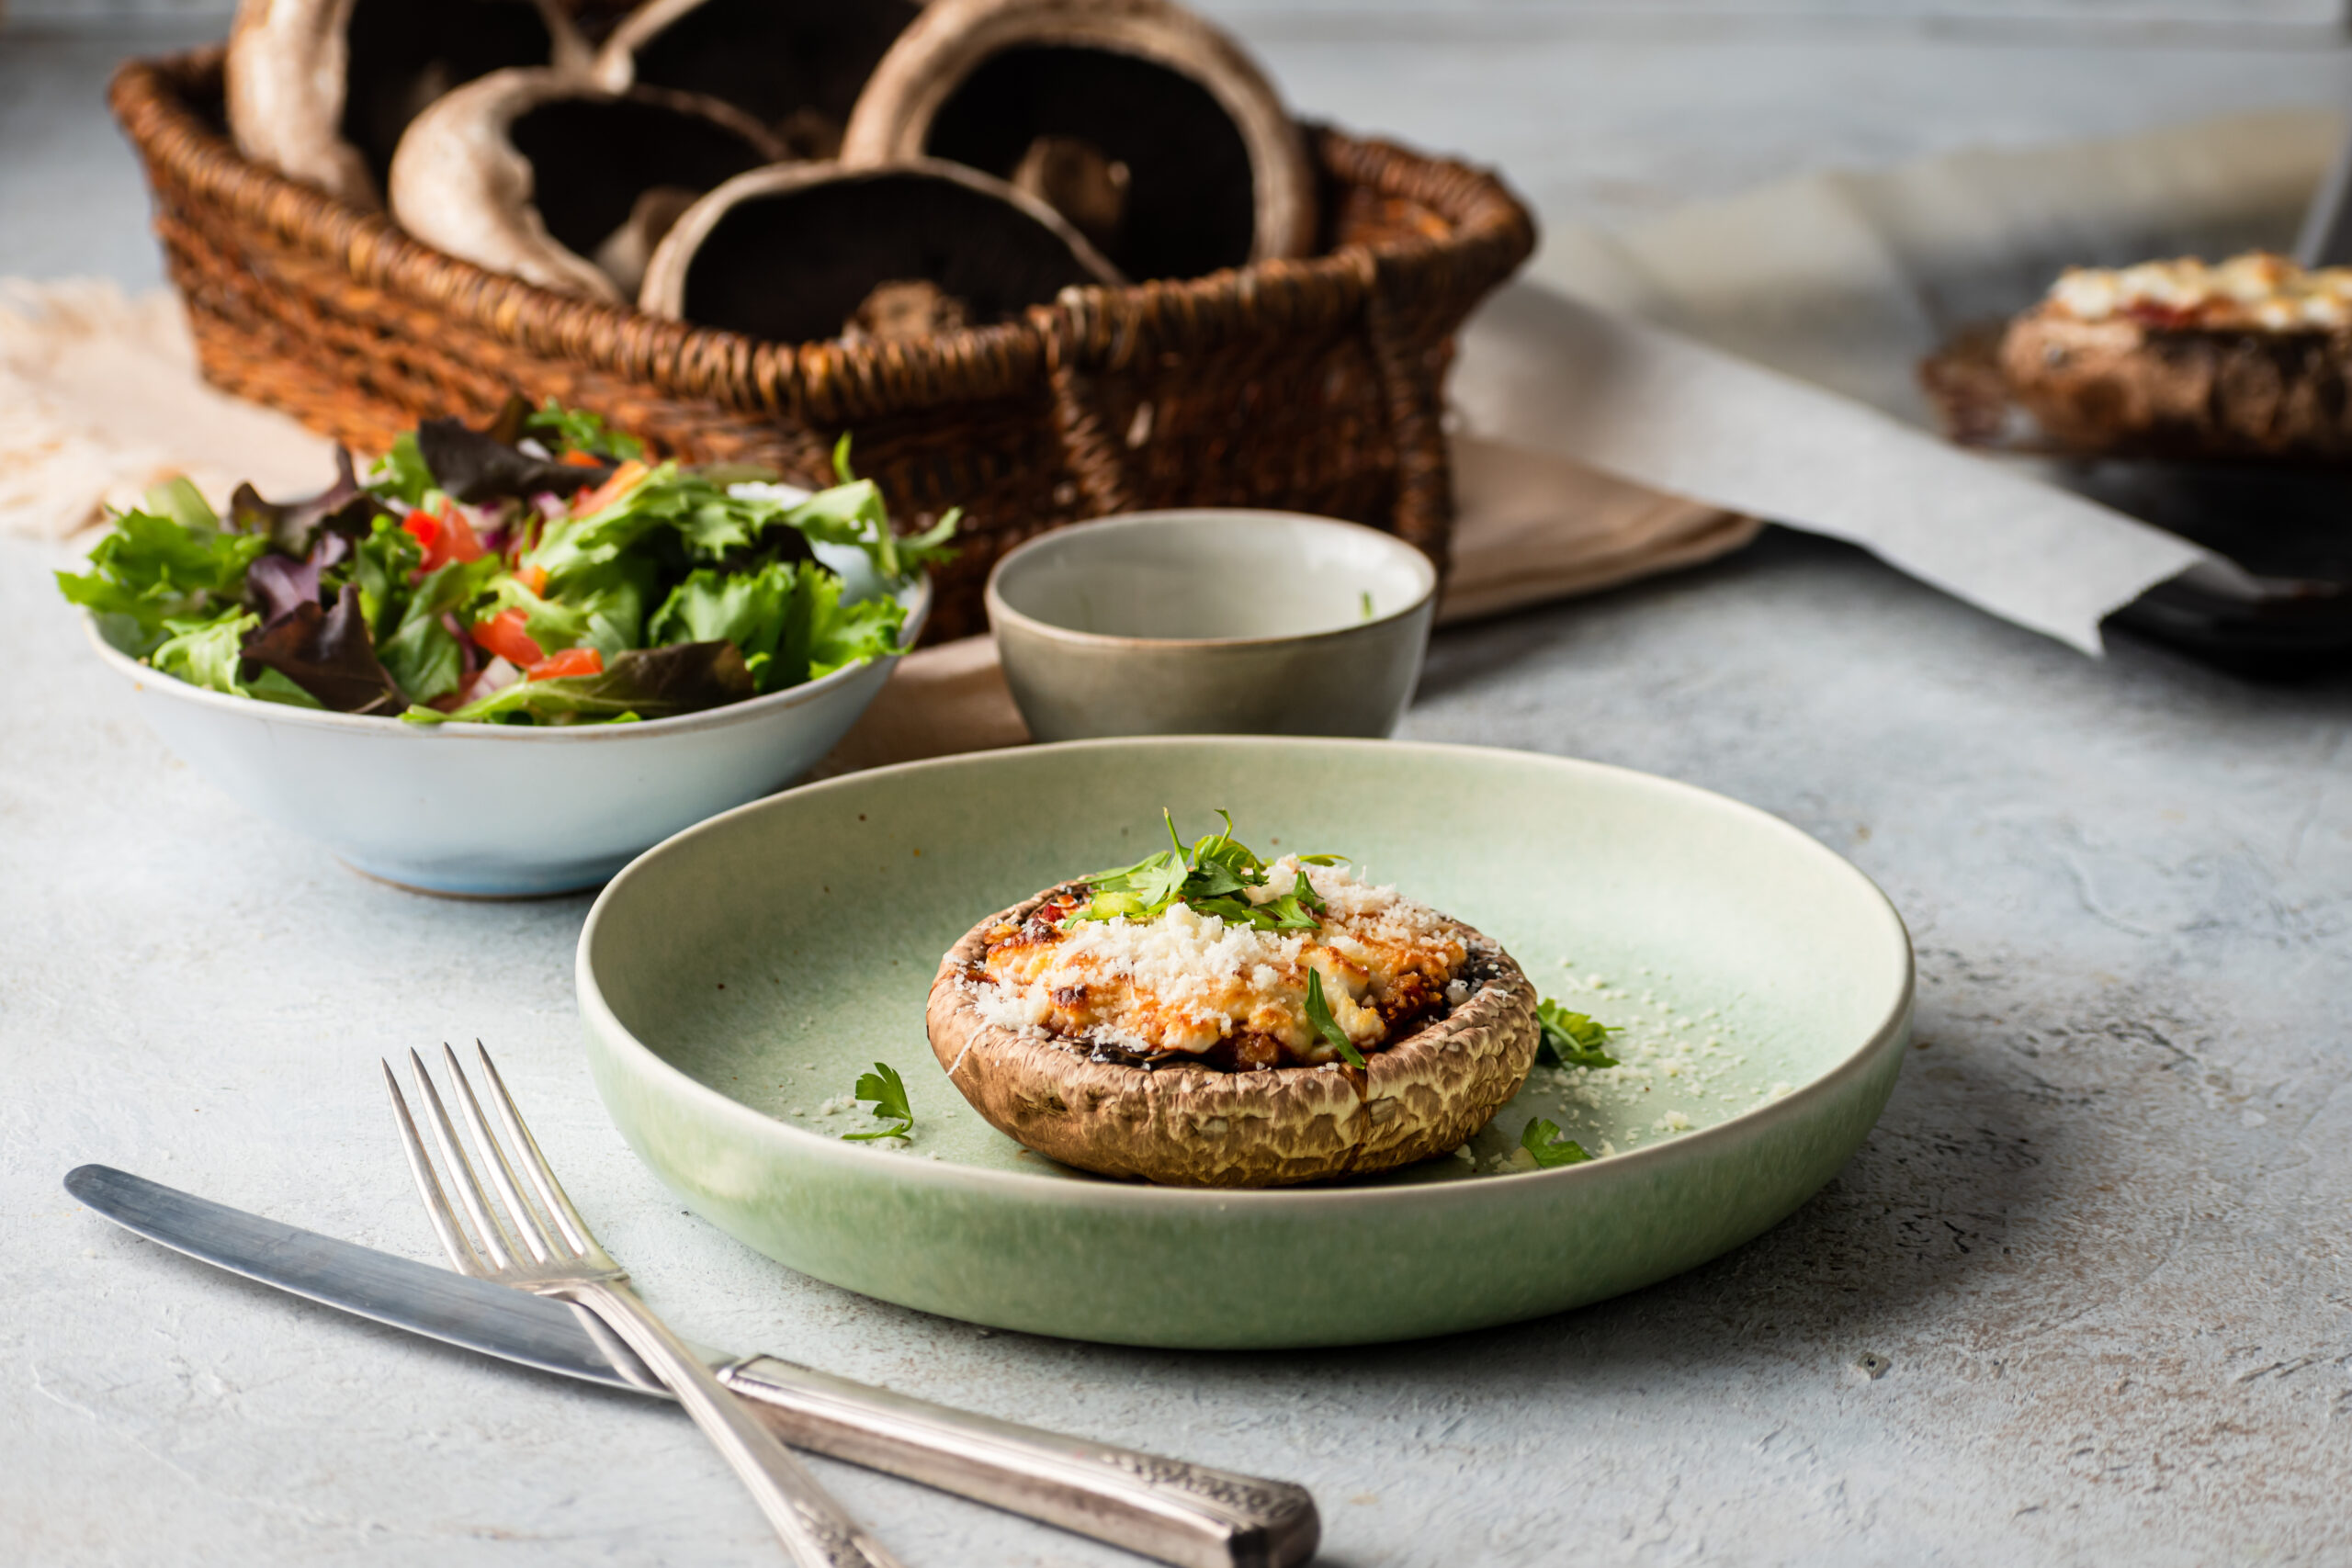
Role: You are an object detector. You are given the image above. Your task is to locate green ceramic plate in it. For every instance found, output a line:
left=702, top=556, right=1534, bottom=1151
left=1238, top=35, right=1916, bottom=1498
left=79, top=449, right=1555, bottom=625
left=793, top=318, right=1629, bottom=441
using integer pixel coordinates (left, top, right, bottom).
left=577, top=739, right=1913, bottom=1348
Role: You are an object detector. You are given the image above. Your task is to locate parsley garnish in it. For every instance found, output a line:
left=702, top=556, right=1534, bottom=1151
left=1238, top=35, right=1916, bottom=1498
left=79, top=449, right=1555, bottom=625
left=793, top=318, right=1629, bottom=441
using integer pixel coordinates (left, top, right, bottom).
left=1533, top=999, right=1620, bottom=1069
left=841, top=1061, right=914, bottom=1141
left=1065, top=811, right=1344, bottom=932
left=1303, top=969, right=1367, bottom=1067
left=1521, top=1117, right=1593, bottom=1168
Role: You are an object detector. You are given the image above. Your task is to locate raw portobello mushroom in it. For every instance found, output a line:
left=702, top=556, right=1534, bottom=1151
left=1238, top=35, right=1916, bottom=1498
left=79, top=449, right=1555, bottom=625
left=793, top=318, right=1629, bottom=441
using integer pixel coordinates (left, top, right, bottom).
left=387, top=67, right=784, bottom=299
left=227, top=0, right=587, bottom=210
left=593, top=0, right=925, bottom=159
left=639, top=159, right=1124, bottom=344
left=842, top=0, right=1314, bottom=280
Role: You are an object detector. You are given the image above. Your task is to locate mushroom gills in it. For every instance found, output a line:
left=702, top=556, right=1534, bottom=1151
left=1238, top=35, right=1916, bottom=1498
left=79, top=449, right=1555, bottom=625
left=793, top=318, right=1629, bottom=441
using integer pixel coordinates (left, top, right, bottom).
left=508, top=93, right=779, bottom=295
left=922, top=44, right=1256, bottom=281
left=653, top=167, right=1121, bottom=344
left=340, top=0, right=563, bottom=196
left=605, top=0, right=924, bottom=158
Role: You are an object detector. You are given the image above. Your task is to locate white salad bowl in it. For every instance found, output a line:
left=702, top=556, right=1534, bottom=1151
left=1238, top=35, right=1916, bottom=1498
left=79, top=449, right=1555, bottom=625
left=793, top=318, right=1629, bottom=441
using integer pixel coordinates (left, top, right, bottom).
left=84, top=575, right=929, bottom=897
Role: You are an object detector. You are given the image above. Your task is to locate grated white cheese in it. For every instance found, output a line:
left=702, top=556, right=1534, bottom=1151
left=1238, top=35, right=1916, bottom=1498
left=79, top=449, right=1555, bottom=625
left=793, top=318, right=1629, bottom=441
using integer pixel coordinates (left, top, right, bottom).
left=2047, top=252, right=2352, bottom=331
left=976, top=859, right=1466, bottom=1062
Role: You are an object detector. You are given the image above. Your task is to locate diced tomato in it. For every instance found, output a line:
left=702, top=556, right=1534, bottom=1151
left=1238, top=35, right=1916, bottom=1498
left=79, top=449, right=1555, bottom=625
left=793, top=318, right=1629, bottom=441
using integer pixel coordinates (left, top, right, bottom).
left=526, top=647, right=604, bottom=682
left=404, top=503, right=487, bottom=572
left=471, top=609, right=546, bottom=667
left=516, top=564, right=549, bottom=597
left=571, top=458, right=648, bottom=518
left=560, top=447, right=605, bottom=468
left=437, top=508, right=487, bottom=564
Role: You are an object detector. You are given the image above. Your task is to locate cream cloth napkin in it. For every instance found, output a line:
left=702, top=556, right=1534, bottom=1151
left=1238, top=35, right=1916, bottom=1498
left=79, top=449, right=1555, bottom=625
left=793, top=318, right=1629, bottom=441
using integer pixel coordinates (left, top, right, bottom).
left=0, top=280, right=337, bottom=538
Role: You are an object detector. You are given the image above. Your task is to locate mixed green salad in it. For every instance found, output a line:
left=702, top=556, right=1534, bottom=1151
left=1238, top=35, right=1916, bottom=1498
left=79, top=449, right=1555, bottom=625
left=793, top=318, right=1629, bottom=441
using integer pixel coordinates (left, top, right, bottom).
left=57, top=399, right=956, bottom=724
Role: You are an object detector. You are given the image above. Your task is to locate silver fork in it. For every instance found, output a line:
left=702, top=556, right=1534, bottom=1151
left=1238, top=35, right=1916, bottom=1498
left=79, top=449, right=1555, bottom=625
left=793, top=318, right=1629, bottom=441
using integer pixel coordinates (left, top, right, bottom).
left=384, top=1042, right=900, bottom=1568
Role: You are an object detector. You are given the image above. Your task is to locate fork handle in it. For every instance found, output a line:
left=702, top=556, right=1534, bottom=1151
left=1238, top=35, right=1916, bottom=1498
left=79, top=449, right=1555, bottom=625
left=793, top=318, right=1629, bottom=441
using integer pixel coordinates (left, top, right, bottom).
left=555, top=1280, right=903, bottom=1568
left=714, top=1354, right=1320, bottom=1568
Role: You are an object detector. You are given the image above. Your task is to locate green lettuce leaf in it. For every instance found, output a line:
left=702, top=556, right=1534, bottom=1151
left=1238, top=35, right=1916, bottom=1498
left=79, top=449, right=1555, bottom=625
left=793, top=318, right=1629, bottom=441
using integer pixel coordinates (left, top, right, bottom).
left=481, top=573, right=594, bottom=655
left=378, top=556, right=502, bottom=705
left=552, top=555, right=661, bottom=658
left=150, top=609, right=258, bottom=694
left=341, top=515, right=425, bottom=638
left=56, top=506, right=270, bottom=656
left=524, top=398, right=644, bottom=462
left=366, top=433, right=435, bottom=507
left=647, top=562, right=795, bottom=688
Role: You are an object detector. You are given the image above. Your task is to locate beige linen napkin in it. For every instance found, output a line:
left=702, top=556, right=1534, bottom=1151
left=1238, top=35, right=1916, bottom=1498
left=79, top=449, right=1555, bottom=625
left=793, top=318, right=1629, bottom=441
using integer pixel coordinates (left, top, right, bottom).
left=0, top=279, right=335, bottom=539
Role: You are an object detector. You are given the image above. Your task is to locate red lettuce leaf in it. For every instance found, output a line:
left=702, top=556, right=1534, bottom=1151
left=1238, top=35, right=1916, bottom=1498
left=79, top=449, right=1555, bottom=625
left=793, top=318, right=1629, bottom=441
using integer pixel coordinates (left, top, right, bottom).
left=239, top=584, right=406, bottom=714
left=418, top=415, right=614, bottom=503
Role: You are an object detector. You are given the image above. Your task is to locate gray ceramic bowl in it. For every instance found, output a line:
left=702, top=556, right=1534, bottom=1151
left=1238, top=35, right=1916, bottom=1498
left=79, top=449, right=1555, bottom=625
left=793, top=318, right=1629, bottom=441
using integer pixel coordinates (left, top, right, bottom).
left=984, top=510, right=1437, bottom=741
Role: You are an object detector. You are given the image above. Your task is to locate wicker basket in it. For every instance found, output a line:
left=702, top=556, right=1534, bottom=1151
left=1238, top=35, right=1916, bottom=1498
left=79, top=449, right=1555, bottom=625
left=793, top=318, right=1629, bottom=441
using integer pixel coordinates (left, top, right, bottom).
left=110, top=48, right=1536, bottom=641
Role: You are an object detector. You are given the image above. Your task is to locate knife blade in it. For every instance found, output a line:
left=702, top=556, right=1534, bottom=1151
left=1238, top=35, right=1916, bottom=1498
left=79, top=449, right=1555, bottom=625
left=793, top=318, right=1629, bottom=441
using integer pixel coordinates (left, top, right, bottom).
left=63, top=1165, right=1317, bottom=1568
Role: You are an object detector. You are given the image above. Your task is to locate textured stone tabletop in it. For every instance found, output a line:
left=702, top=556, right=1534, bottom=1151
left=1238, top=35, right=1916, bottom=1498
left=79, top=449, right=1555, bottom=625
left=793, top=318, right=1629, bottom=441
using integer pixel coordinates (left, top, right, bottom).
left=6, top=14, right=2352, bottom=1568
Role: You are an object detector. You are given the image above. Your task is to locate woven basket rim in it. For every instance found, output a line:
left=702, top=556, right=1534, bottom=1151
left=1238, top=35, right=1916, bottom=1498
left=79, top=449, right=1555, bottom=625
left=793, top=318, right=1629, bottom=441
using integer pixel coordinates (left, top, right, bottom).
left=109, top=45, right=1537, bottom=428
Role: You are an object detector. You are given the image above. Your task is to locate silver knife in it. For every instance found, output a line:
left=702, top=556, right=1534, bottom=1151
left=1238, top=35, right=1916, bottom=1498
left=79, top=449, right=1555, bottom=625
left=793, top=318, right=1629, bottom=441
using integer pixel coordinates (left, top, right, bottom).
left=63, top=1165, right=1317, bottom=1568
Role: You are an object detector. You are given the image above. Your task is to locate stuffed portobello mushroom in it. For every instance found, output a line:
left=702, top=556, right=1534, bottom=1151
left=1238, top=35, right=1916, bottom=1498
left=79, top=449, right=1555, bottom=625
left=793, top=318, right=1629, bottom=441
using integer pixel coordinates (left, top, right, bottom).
left=926, top=815, right=1542, bottom=1188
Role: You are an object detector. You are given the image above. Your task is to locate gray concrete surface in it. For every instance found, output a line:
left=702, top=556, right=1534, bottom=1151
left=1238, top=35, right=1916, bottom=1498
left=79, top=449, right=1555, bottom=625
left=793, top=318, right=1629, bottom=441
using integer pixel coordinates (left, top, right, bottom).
left=6, top=12, right=2352, bottom=1568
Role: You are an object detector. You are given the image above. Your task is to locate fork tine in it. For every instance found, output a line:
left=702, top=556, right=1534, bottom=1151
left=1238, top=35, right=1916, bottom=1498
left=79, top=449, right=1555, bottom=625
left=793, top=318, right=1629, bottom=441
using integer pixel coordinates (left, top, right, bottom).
left=381, top=1059, right=488, bottom=1278
left=407, top=1047, right=519, bottom=1272
left=473, top=1041, right=598, bottom=1259
left=440, top=1043, right=556, bottom=1266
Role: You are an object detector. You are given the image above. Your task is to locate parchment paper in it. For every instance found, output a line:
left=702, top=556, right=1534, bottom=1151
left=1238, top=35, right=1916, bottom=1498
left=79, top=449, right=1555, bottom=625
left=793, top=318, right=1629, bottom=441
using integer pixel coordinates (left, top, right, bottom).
left=1451, top=108, right=2345, bottom=653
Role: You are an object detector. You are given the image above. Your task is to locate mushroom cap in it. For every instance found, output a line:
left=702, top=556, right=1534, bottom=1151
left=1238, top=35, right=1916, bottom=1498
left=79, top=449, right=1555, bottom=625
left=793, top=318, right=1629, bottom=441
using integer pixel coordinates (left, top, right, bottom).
left=840, top=0, right=1316, bottom=280
left=592, top=0, right=925, bottom=157
left=388, top=67, right=783, bottom=300
left=228, top=0, right=583, bottom=211
left=925, top=886, right=1542, bottom=1189
left=639, top=158, right=1125, bottom=341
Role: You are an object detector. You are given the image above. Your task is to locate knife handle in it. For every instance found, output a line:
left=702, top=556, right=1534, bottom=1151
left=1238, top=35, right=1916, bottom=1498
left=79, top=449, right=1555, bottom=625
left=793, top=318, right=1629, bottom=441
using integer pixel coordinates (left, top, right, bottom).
left=714, top=1354, right=1319, bottom=1568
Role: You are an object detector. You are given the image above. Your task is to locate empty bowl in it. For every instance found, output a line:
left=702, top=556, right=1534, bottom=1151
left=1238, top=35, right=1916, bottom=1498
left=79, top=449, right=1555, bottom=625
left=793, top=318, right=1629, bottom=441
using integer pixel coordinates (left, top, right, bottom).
left=984, top=510, right=1437, bottom=741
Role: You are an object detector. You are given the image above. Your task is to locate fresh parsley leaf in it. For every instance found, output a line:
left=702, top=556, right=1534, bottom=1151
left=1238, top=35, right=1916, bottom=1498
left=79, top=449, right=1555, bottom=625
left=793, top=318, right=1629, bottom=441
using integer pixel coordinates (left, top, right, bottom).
left=1130, top=854, right=1193, bottom=909
left=1064, top=812, right=1351, bottom=931
left=1534, top=999, right=1621, bottom=1070
left=1303, top=969, right=1366, bottom=1067
left=1521, top=1118, right=1593, bottom=1168
left=842, top=1060, right=914, bottom=1141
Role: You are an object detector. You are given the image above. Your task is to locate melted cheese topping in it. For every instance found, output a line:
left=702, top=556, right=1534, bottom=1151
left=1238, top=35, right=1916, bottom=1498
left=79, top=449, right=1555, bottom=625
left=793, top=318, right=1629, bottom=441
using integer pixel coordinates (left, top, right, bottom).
left=973, top=858, right=1470, bottom=1068
left=2045, top=252, right=2352, bottom=332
